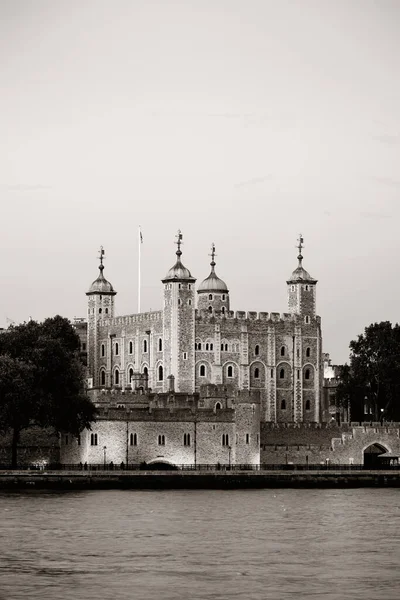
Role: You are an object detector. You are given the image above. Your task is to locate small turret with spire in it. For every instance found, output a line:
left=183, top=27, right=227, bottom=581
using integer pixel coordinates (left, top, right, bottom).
left=287, top=235, right=317, bottom=317
left=197, top=243, right=229, bottom=314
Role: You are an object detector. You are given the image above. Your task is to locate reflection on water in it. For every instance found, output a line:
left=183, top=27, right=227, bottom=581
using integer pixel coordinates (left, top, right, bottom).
left=0, top=489, right=399, bottom=600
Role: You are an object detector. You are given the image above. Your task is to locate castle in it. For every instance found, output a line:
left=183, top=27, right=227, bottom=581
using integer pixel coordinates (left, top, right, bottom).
left=86, top=232, right=322, bottom=422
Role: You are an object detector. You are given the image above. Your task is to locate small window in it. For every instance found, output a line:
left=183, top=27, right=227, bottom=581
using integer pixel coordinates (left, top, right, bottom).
left=305, top=400, right=311, bottom=411
left=158, top=365, right=163, bottom=381
left=297, top=369, right=300, bottom=380
left=291, top=285, right=295, bottom=292
left=183, top=352, right=187, bottom=360
left=178, top=298, right=181, bottom=306
left=158, top=434, right=165, bottom=446
left=270, top=369, right=274, bottom=378
left=208, top=306, right=213, bottom=313
left=101, top=344, right=105, bottom=357
left=209, top=294, right=213, bottom=300
left=221, top=307, right=225, bottom=314
left=279, top=368, right=285, bottom=379
left=129, top=341, right=133, bottom=354
left=305, top=316, right=310, bottom=324
left=129, top=368, right=134, bottom=382
left=254, top=367, right=260, bottom=379
left=205, top=343, right=209, bottom=351
left=305, top=368, right=310, bottom=380
left=222, top=294, right=226, bottom=300
left=221, top=343, right=224, bottom=351
left=222, top=433, right=230, bottom=446
left=158, top=338, right=163, bottom=352
left=188, top=284, right=191, bottom=290
left=130, top=433, right=138, bottom=446
left=255, top=345, right=260, bottom=356
left=200, top=364, right=206, bottom=377
left=178, top=283, right=181, bottom=289
left=225, top=344, right=228, bottom=351
left=306, top=347, right=311, bottom=357
left=115, top=342, right=119, bottom=356
left=281, top=400, right=286, bottom=410
left=105, top=308, right=109, bottom=314
left=210, top=343, right=213, bottom=351
left=227, top=365, right=233, bottom=378
left=188, top=299, right=192, bottom=306
left=280, top=346, right=285, bottom=356
left=99, top=308, right=102, bottom=314
left=246, top=433, right=250, bottom=445
left=184, top=433, right=191, bottom=446
left=198, top=342, right=202, bottom=350
left=115, top=369, right=119, bottom=385
left=215, top=402, right=222, bottom=410
left=305, top=285, right=309, bottom=291
left=143, top=339, right=148, bottom=353
left=90, top=433, right=98, bottom=446
left=143, top=366, right=148, bottom=376
left=100, top=370, right=106, bottom=386
left=77, top=435, right=81, bottom=446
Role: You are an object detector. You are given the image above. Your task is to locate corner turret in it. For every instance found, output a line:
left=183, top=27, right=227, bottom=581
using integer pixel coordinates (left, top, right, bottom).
left=197, top=244, right=230, bottom=314
left=287, top=235, right=317, bottom=319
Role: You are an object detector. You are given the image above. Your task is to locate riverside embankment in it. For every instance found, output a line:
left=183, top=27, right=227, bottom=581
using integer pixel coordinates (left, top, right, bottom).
left=1, top=469, right=400, bottom=489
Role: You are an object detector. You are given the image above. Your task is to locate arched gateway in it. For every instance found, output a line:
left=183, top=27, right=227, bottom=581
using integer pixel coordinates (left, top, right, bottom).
left=363, top=443, right=389, bottom=469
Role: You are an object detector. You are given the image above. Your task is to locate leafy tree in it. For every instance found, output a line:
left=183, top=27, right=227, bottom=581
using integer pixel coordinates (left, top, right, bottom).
left=0, top=316, right=96, bottom=466
left=336, top=321, right=400, bottom=422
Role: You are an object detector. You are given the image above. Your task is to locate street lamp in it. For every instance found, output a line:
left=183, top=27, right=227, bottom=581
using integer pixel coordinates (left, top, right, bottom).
left=103, top=445, right=107, bottom=469
left=228, top=445, right=232, bottom=469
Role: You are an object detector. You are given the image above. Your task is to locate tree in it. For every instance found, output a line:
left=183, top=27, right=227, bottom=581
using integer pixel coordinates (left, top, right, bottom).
left=0, top=316, right=96, bottom=467
left=336, top=321, right=400, bottom=422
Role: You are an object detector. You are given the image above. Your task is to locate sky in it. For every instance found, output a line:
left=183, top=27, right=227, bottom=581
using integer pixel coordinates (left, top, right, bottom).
left=1, top=0, right=400, bottom=364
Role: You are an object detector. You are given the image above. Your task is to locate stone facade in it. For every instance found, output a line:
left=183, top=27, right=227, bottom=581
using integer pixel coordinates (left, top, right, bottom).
left=85, top=234, right=323, bottom=424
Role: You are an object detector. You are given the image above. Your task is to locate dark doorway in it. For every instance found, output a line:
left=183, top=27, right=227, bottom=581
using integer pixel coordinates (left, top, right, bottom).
left=144, top=462, right=179, bottom=471
left=363, top=443, right=388, bottom=469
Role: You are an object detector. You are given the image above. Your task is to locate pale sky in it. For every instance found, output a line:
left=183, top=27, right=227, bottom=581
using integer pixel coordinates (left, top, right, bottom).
left=1, top=0, right=400, bottom=364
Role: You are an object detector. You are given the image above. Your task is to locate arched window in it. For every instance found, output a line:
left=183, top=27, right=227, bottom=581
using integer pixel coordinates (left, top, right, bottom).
left=129, top=368, right=134, bottom=382
left=115, top=343, right=119, bottom=356
left=105, top=308, right=109, bottom=314
left=200, top=364, right=206, bottom=377
left=224, top=344, right=228, bottom=351
left=129, top=341, right=133, bottom=354
left=90, top=433, right=98, bottom=446
left=143, top=339, right=148, bottom=353
left=114, top=369, right=119, bottom=385
left=130, top=433, right=138, bottom=446
left=305, top=400, right=311, bottom=411
left=209, top=294, right=213, bottom=300
left=205, top=343, right=209, bottom=351
left=158, top=434, right=165, bottom=445
left=280, top=346, right=285, bottom=356
left=208, top=306, right=213, bottom=313
left=221, top=343, right=224, bottom=351
left=198, top=342, right=202, bottom=350
left=221, top=307, right=225, bottom=314
left=279, top=368, right=285, bottom=379
left=281, top=399, right=286, bottom=410
left=254, top=367, right=260, bottom=379
left=100, top=370, right=106, bottom=386
left=210, top=343, right=213, bottom=351
left=222, top=294, right=226, bottom=301
left=305, top=368, right=310, bottom=380
left=215, top=402, right=222, bottom=410
left=99, top=307, right=102, bottom=314
left=227, top=365, right=233, bottom=378
left=143, top=366, right=148, bottom=376
left=306, top=347, right=311, bottom=357
left=158, top=365, right=163, bottom=381
left=222, top=433, right=230, bottom=446
left=255, top=344, right=260, bottom=356
left=101, top=344, right=105, bottom=357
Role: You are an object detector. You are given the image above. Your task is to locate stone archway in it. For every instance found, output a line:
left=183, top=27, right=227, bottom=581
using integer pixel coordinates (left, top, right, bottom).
left=363, top=443, right=388, bottom=469
left=144, top=460, right=179, bottom=471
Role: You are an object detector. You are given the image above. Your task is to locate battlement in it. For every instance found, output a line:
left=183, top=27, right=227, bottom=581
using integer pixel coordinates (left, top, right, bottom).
left=195, top=310, right=319, bottom=323
left=99, top=310, right=162, bottom=327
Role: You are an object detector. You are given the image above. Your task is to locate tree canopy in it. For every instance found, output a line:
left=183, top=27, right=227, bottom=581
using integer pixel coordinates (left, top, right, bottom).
left=336, top=321, right=400, bottom=422
left=0, top=316, right=96, bottom=466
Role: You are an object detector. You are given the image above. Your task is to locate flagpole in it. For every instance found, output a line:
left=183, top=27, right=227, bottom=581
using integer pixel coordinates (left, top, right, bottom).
left=138, top=226, right=141, bottom=313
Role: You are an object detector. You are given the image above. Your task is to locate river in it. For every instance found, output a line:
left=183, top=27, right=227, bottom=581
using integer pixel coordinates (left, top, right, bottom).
left=0, top=489, right=399, bottom=599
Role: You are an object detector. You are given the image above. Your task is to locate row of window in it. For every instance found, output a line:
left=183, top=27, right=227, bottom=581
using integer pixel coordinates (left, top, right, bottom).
left=280, top=399, right=312, bottom=410
left=198, top=365, right=314, bottom=380
left=88, top=433, right=242, bottom=447
left=100, top=338, right=163, bottom=357
left=164, top=283, right=193, bottom=290
left=100, top=365, right=163, bottom=386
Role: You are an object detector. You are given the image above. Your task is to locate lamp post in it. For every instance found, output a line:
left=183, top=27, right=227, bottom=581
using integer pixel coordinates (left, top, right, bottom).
left=103, top=445, right=107, bottom=469
left=228, top=445, right=232, bottom=470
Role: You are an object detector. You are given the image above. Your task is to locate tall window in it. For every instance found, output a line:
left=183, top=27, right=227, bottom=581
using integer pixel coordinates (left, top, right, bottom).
left=255, top=344, right=260, bottom=356
left=227, top=365, right=233, bottom=378
left=130, top=433, right=138, bottom=446
left=129, top=341, right=133, bottom=354
left=246, top=433, right=250, bottom=444
left=115, top=369, right=120, bottom=385
left=208, top=306, right=213, bottom=313
left=90, top=433, right=98, bottom=446
left=129, top=368, right=134, bottom=383
left=184, top=433, right=191, bottom=446
left=254, top=367, right=260, bottom=379
left=221, top=307, right=225, bottom=314
left=200, top=364, right=206, bottom=377
left=115, top=342, right=119, bottom=355
left=100, top=370, right=106, bottom=386
left=158, top=338, right=162, bottom=352
left=279, top=368, right=285, bottom=379
left=101, top=344, right=105, bottom=357
left=305, top=368, right=310, bottom=380
left=143, top=339, right=148, bottom=353
left=209, top=294, right=213, bottom=300
left=280, top=346, right=285, bottom=356
left=222, top=433, right=230, bottom=446
left=305, top=316, right=310, bottom=324
left=305, top=400, right=311, bottom=411
left=306, top=347, right=311, bottom=357
left=158, top=434, right=165, bottom=446
left=158, top=365, right=163, bottom=381
left=281, top=399, right=286, bottom=410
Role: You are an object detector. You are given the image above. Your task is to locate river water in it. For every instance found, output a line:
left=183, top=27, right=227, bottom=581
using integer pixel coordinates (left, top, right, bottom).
left=0, top=489, right=399, bottom=600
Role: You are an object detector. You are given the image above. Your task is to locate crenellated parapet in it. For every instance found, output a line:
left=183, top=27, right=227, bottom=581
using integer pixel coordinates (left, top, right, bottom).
left=195, top=310, right=314, bottom=324
left=99, top=311, right=162, bottom=327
